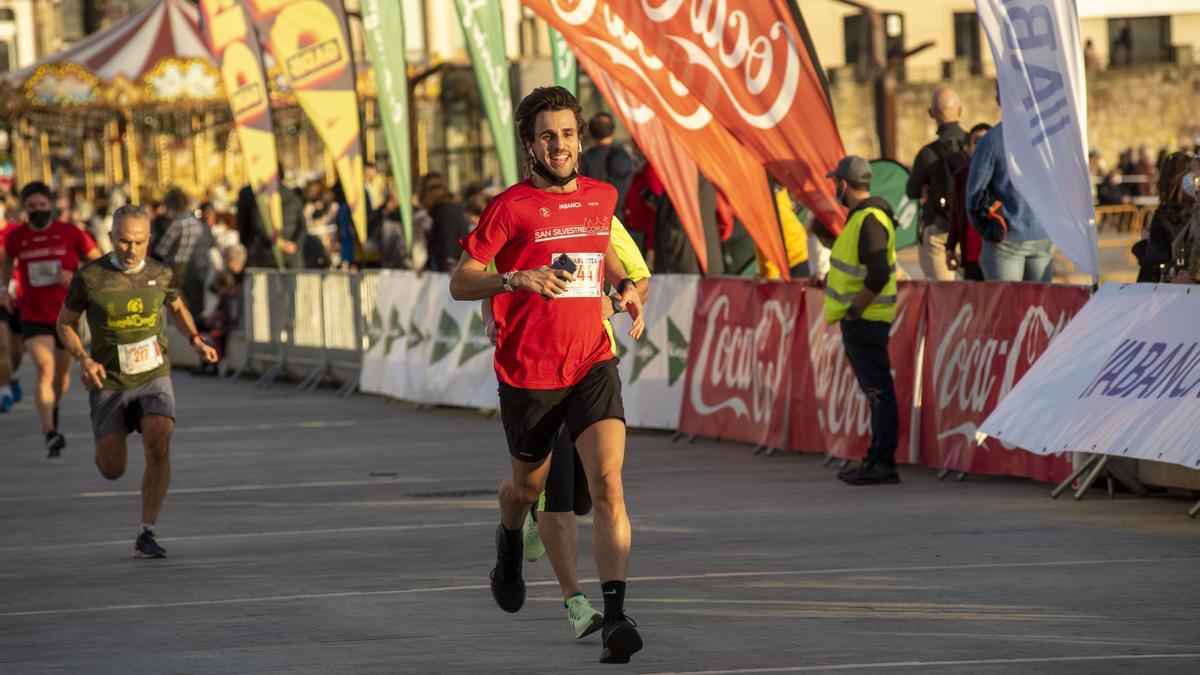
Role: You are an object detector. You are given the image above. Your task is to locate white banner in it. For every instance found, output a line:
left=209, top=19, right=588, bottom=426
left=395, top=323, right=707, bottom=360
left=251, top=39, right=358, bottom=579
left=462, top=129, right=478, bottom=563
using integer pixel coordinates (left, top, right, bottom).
left=980, top=284, right=1200, bottom=470
left=975, top=0, right=1099, bottom=278
left=361, top=272, right=699, bottom=430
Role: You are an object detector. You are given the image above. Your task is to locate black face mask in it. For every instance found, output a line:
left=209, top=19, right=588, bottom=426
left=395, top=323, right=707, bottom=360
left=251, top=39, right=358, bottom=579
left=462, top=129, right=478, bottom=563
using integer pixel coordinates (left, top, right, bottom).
left=835, top=182, right=849, bottom=208
left=528, top=148, right=577, bottom=188
left=27, top=210, right=52, bottom=228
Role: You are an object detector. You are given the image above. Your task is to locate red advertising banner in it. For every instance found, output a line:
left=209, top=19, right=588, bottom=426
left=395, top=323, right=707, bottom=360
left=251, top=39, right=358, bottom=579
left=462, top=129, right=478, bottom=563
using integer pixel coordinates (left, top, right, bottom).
left=920, top=283, right=1090, bottom=483
left=603, top=0, right=848, bottom=237
left=578, top=52, right=707, bottom=271
left=523, top=0, right=789, bottom=277
left=678, top=278, right=802, bottom=448
left=790, top=282, right=928, bottom=461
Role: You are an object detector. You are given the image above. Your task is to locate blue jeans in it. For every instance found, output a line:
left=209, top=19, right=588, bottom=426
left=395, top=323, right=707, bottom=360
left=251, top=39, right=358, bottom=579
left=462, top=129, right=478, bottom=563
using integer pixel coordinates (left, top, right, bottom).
left=979, top=238, right=1054, bottom=282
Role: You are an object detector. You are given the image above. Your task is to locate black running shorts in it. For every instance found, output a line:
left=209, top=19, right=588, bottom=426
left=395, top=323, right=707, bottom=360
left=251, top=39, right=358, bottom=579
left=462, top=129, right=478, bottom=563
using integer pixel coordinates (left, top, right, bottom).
left=542, top=425, right=593, bottom=515
left=21, top=321, right=63, bottom=349
left=0, top=305, right=19, bottom=334
left=498, top=358, right=625, bottom=463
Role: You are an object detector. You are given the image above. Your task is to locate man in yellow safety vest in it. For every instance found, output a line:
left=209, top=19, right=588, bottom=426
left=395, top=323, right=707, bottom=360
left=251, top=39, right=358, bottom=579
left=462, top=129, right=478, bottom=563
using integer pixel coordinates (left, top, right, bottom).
left=823, top=156, right=901, bottom=486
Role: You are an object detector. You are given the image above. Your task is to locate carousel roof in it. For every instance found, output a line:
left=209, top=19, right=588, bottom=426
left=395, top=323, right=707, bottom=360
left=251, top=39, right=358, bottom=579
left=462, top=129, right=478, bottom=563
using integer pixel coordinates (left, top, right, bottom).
left=9, top=0, right=221, bottom=106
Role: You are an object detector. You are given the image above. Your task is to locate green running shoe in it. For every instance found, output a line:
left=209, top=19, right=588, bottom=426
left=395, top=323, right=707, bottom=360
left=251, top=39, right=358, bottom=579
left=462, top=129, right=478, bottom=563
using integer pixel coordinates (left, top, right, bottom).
left=565, top=594, right=603, bottom=639
left=522, top=510, right=545, bottom=562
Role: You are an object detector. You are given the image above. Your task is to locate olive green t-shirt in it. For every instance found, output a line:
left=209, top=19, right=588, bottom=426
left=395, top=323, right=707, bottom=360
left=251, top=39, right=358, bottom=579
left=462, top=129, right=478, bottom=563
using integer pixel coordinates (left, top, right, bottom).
left=64, top=257, right=177, bottom=390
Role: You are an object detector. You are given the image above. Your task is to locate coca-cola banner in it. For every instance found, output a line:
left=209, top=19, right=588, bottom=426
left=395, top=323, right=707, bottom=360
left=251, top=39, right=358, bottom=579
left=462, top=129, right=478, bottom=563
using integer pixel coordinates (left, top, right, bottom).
left=921, top=282, right=1090, bottom=483
left=603, top=0, right=848, bottom=236
left=678, top=279, right=802, bottom=448
left=980, top=284, right=1200, bottom=470
left=791, top=282, right=929, bottom=462
left=523, top=0, right=789, bottom=276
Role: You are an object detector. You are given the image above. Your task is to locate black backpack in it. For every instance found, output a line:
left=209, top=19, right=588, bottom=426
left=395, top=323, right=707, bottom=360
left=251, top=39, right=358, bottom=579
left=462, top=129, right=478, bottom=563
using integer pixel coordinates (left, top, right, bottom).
left=923, top=137, right=970, bottom=229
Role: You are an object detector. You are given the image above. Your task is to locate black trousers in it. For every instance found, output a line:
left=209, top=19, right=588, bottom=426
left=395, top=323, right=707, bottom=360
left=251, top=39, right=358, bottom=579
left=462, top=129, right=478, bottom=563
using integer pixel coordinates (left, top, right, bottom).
left=840, top=318, right=900, bottom=467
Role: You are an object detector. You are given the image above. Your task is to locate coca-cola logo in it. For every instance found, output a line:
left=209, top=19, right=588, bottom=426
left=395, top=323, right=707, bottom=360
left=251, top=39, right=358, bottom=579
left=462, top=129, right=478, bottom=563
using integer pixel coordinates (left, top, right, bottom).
left=688, top=293, right=796, bottom=426
left=932, top=303, right=1072, bottom=446
left=808, top=304, right=908, bottom=439
left=632, top=0, right=802, bottom=130
left=550, top=0, right=714, bottom=131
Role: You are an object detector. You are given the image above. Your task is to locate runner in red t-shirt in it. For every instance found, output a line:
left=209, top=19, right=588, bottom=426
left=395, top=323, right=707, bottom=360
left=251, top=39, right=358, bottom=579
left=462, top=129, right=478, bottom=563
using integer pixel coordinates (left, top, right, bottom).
left=0, top=182, right=100, bottom=457
left=0, top=219, right=25, bottom=411
left=450, top=87, right=645, bottom=665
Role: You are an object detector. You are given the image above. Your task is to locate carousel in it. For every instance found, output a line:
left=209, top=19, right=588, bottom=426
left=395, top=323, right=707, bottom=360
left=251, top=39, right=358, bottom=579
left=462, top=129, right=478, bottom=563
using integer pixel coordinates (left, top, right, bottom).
left=0, top=0, right=236, bottom=207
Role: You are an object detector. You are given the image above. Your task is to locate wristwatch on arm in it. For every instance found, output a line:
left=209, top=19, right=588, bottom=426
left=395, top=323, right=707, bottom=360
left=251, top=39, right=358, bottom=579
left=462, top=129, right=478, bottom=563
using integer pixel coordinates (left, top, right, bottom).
left=610, top=295, right=624, bottom=315
left=845, top=305, right=862, bottom=321
left=501, top=270, right=517, bottom=292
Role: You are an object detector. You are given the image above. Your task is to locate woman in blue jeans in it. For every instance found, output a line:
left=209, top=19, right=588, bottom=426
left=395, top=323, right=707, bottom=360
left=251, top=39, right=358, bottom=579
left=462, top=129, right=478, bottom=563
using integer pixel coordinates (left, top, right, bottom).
left=966, top=123, right=1055, bottom=282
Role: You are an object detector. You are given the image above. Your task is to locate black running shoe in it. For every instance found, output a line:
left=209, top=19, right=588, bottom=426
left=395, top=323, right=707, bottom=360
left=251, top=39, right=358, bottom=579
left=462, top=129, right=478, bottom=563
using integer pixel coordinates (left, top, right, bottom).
left=599, top=615, right=643, bottom=664
left=45, top=432, right=65, bottom=461
left=489, top=524, right=525, bottom=612
left=134, top=530, right=167, bottom=558
left=838, top=460, right=900, bottom=486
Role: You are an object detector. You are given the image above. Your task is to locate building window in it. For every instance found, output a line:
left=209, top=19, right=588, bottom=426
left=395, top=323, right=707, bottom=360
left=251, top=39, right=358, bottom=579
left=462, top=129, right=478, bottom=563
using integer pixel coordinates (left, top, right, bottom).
left=0, top=41, right=9, bottom=73
left=844, top=12, right=906, bottom=80
left=953, top=12, right=982, bottom=75
left=1108, top=16, right=1170, bottom=67
left=0, top=9, right=14, bottom=21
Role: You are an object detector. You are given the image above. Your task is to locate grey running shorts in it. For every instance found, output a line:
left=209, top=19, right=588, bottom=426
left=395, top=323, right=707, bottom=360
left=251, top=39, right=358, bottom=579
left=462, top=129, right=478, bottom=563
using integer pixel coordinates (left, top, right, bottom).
left=88, top=376, right=176, bottom=439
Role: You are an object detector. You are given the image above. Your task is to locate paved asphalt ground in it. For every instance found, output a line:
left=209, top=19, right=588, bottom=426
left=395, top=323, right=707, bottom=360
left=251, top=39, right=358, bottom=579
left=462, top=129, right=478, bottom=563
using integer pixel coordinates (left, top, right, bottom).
left=2, top=365, right=1199, bottom=674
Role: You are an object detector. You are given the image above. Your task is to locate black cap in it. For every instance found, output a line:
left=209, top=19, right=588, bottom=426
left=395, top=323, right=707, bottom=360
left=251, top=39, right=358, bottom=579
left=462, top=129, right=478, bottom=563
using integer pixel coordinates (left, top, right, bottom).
left=826, top=156, right=872, bottom=187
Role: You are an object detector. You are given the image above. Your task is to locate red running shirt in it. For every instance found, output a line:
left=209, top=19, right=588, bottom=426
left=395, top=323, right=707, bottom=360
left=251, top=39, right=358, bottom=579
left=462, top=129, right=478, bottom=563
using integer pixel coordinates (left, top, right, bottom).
left=460, top=178, right=617, bottom=389
left=4, top=221, right=97, bottom=324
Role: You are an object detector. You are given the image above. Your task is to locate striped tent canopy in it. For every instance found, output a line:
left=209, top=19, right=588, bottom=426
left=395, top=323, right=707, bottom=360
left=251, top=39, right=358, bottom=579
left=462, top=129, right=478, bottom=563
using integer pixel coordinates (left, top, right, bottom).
left=8, top=0, right=222, bottom=108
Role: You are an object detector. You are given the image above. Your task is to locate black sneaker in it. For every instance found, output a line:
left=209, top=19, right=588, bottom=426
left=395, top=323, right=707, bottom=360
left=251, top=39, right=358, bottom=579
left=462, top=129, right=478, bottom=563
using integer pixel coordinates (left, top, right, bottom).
left=134, top=530, right=167, bottom=558
left=838, top=460, right=900, bottom=486
left=45, top=432, right=65, bottom=461
left=489, top=524, right=525, bottom=613
left=599, top=615, right=643, bottom=664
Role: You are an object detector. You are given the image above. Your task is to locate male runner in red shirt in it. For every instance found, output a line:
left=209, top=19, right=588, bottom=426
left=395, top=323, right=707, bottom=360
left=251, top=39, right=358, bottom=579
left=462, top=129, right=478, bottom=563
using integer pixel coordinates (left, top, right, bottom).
left=1, top=182, right=100, bottom=457
left=450, top=86, right=646, bottom=665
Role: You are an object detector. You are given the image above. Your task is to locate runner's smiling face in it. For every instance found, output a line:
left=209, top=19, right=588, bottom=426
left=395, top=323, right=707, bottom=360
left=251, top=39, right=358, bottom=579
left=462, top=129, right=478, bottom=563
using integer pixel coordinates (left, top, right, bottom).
left=112, top=216, right=151, bottom=271
left=530, top=109, right=580, bottom=181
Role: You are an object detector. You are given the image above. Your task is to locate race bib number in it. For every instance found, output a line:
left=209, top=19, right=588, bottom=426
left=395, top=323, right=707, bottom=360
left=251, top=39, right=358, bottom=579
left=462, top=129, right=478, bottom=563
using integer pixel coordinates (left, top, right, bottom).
left=117, top=335, right=164, bottom=375
left=27, top=260, right=61, bottom=287
left=552, top=253, right=604, bottom=299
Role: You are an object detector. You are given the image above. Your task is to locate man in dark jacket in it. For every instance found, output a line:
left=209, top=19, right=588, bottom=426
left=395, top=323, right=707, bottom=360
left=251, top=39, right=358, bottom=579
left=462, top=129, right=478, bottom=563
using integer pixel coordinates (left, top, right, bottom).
left=907, top=87, right=969, bottom=281
left=236, top=183, right=305, bottom=269
left=579, top=113, right=636, bottom=217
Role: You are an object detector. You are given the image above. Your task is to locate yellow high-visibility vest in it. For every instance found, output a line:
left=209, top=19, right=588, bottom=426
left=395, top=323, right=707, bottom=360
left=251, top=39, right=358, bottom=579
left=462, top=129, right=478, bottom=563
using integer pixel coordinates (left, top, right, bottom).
left=824, top=205, right=897, bottom=324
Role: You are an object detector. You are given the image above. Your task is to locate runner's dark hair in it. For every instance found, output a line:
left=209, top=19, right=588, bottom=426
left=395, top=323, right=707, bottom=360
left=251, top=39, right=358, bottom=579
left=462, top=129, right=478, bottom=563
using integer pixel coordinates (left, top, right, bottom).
left=20, top=181, right=52, bottom=202
left=515, top=86, right=586, bottom=152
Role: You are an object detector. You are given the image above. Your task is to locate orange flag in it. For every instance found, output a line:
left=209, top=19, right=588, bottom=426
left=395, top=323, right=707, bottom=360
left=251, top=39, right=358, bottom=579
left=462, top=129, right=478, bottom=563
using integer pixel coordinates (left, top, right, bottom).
left=523, top=0, right=788, bottom=277
left=604, top=0, right=847, bottom=236
left=579, top=52, right=706, bottom=271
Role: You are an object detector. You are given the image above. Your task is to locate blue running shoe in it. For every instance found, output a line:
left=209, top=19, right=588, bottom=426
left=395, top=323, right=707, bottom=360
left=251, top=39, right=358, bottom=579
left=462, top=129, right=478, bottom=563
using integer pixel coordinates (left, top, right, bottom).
left=10, top=377, right=20, bottom=403
left=0, top=391, right=12, bottom=412
left=134, top=530, right=167, bottom=558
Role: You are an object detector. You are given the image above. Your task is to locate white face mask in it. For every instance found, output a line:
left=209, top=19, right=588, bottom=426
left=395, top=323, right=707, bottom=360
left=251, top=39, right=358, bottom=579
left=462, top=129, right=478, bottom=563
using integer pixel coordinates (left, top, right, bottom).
left=1183, top=172, right=1197, bottom=199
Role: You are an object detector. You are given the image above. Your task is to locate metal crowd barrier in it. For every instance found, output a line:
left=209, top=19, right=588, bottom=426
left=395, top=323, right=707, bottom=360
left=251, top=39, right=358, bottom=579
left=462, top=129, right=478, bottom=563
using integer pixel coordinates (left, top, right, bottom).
left=232, top=268, right=381, bottom=397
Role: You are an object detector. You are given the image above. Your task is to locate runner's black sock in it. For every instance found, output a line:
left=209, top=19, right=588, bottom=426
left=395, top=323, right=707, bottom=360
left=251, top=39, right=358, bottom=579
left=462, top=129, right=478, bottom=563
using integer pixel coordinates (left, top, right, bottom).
left=499, top=524, right=522, bottom=555
left=601, top=580, right=626, bottom=624
left=52, top=406, right=59, bottom=431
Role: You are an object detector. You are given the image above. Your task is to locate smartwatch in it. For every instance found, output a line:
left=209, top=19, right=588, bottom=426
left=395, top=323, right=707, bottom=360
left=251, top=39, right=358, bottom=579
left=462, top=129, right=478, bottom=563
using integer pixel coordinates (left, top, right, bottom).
left=610, top=295, right=623, bottom=315
left=616, top=277, right=636, bottom=295
left=845, top=305, right=862, bottom=321
left=502, top=271, right=517, bottom=292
